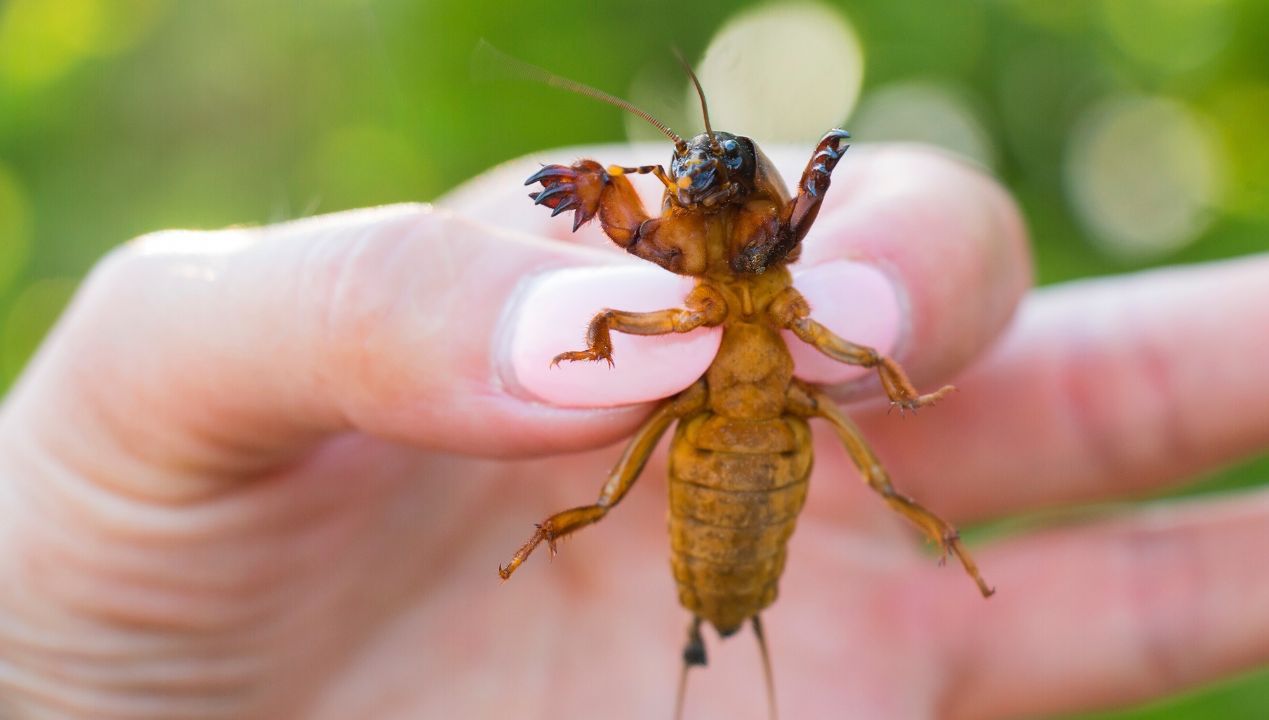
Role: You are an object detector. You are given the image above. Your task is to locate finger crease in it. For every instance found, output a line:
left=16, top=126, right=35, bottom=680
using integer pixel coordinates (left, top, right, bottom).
left=1055, top=299, right=1190, bottom=493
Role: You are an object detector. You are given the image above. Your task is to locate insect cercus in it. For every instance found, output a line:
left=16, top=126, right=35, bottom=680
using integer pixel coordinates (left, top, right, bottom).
left=490, top=46, right=994, bottom=719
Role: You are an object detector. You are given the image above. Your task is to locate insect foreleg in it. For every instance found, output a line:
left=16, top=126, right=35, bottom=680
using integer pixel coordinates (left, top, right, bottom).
left=607, top=163, right=674, bottom=189
left=527, top=161, right=705, bottom=273
left=551, top=284, right=726, bottom=366
left=769, top=287, right=955, bottom=411
left=785, top=129, right=851, bottom=243
left=788, top=382, right=994, bottom=598
left=498, top=382, right=707, bottom=580
left=526, top=160, right=650, bottom=242
left=735, top=129, right=850, bottom=273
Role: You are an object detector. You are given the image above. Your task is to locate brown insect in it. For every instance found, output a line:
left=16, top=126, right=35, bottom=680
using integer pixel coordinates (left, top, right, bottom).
left=493, top=48, right=995, bottom=718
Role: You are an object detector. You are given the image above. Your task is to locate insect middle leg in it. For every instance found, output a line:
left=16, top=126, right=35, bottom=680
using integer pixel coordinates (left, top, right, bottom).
left=498, top=382, right=706, bottom=580
left=551, top=283, right=726, bottom=366
left=770, top=287, right=955, bottom=411
left=789, top=382, right=994, bottom=597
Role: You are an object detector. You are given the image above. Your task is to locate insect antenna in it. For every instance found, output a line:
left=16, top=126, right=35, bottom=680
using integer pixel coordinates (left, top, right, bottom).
left=672, top=47, right=719, bottom=153
left=474, top=40, right=687, bottom=152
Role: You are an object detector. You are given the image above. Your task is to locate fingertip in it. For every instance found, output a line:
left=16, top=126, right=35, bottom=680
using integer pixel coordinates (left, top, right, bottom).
left=798, top=145, right=1033, bottom=387
left=502, top=266, right=720, bottom=407
left=787, top=260, right=903, bottom=385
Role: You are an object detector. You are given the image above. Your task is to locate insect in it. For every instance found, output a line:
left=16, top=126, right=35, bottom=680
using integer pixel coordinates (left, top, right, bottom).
left=493, top=47, right=995, bottom=719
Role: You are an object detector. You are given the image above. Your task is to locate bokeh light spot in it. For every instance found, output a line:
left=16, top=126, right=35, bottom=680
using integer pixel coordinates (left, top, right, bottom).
left=0, top=0, right=166, bottom=90
left=696, top=2, right=864, bottom=145
left=1101, top=0, right=1231, bottom=73
left=1065, top=95, right=1223, bottom=260
left=92, top=0, right=169, bottom=57
left=1208, top=82, right=1269, bottom=221
left=849, top=81, right=997, bottom=170
left=1, top=278, right=78, bottom=389
left=0, top=164, right=32, bottom=297
left=0, top=0, right=103, bottom=89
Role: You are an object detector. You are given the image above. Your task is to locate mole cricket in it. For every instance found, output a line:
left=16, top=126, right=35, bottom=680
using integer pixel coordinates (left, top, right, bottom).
left=490, top=45, right=995, bottom=718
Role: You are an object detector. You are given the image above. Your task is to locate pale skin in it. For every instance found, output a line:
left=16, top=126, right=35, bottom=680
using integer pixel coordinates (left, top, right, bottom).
left=0, top=145, right=1267, bottom=719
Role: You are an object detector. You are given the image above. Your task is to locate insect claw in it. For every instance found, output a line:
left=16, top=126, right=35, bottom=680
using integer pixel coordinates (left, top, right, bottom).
left=525, top=165, right=573, bottom=185
left=550, top=196, right=578, bottom=216
left=823, top=129, right=851, bottom=148
left=533, top=183, right=574, bottom=206
left=572, top=210, right=588, bottom=232
left=550, top=350, right=582, bottom=366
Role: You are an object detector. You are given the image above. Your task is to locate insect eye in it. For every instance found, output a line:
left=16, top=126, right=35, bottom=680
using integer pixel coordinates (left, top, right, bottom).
left=722, top=139, right=738, bottom=154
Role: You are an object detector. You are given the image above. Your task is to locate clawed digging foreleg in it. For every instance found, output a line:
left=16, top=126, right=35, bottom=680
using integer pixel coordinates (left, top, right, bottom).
left=526, top=162, right=609, bottom=232
left=735, top=129, right=850, bottom=273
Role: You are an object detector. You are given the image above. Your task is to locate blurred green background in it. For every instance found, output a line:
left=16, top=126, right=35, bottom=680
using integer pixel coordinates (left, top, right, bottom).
left=0, top=1, right=1265, bottom=717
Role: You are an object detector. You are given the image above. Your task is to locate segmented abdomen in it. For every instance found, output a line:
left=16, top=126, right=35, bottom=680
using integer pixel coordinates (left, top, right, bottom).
left=666, top=412, right=812, bottom=635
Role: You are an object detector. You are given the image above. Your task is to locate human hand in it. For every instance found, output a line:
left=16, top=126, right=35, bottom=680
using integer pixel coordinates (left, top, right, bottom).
left=0, top=144, right=1264, bottom=719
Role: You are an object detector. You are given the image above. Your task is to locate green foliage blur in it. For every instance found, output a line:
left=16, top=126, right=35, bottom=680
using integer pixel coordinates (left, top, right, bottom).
left=0, top=1, right=1265, bottom=717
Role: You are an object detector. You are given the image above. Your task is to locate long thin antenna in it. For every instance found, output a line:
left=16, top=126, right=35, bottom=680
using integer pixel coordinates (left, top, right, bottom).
left=672, top=47, right=718, bottom=152
left=474, top=40, right=686, bottom=151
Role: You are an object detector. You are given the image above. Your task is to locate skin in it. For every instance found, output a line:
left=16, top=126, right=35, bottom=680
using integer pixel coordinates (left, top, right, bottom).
left=0, top=145, right=1266, bottom=719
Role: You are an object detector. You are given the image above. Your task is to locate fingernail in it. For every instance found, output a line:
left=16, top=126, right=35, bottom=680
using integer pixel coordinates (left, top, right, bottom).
left=501, top=261, right=900, bottom=406
left=787, top=260, right=904, bottom=386
left=502, top=266, right=721, bottom=407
